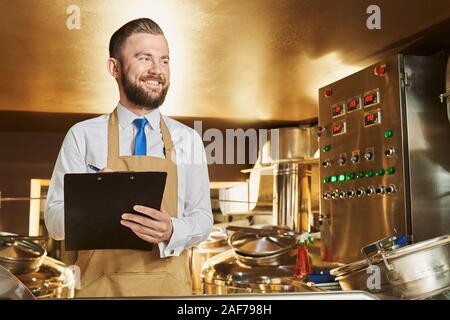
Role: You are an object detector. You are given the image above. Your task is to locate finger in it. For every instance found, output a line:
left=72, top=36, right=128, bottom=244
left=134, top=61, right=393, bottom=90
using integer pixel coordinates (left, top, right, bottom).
left=100, top=167, right=114, bottom=172
left=132, top=230, right=159, bottom=244
left=133, top=205, right=164, bottom=220
left=120, top=219, right=164, bottom=239
left=121, top=213, right=166, bottom=231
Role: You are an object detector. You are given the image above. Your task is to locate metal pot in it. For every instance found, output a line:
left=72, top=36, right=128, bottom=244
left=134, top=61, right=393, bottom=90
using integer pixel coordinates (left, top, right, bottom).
left=15, top=256, right=75, bottom=299
left=228, top=225, right=298, bottom=267
left=201, top=249, right=321, bottom=294
left=0, top=232, right=47, bottom=274
left=331, top=235, right=450, bottom=299
left=330, top=259, right=393, bottom=295
left=380, top=235, right=450, bottom=299
left=189, top=229, right=230, bottom=294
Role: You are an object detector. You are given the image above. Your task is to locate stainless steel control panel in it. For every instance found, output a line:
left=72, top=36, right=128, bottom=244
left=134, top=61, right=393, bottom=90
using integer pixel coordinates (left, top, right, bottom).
left=318, top=54, right=449, bottom=263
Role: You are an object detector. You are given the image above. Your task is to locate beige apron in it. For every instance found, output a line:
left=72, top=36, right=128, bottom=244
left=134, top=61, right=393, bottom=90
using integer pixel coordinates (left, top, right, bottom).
left=75, top=108, right=192, bottom=297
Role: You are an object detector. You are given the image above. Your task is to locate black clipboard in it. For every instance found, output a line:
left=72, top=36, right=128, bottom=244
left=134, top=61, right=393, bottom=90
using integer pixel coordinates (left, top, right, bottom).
left=64, top=171, right=167, bottom=251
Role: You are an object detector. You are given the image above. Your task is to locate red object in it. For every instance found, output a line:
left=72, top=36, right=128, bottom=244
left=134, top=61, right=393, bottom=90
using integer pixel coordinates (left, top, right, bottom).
left=374, top=65, right=386, bottom=76
left=324, top=88, right=332, bottom=98
left=295, top=244, right=312, bottom=279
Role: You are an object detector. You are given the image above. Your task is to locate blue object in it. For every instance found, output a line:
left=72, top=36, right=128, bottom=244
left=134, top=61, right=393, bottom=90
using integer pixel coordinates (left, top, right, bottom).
left=307, top=270, right=336, bottom=284
left=394, top=235, right=409, bottom=247
left=87, top=164, right=101, bottom=172
left=133, top=118, right=149, bottom=156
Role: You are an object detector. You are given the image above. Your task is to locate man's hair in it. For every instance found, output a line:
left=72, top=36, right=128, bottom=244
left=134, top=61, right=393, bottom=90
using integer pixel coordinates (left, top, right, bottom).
left=109, top=18, right=164, bottom=59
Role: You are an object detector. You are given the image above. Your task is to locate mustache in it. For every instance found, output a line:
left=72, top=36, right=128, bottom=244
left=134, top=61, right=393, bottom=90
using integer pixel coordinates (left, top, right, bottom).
left=141, top=75, right=165, bottom=83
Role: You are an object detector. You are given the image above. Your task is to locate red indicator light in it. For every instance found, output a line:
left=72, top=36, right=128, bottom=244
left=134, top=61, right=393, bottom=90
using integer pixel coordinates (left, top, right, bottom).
left=367, top=114, right=375, bottom=122
left=349, top=100, right=356, bottom=107
left=324, top=89, right=332, bottom=98
left=332, top=125, right=341, bottom=134
left=374, top=65, right=386, bottom=76
left=365, top=95, right=374, bottom=104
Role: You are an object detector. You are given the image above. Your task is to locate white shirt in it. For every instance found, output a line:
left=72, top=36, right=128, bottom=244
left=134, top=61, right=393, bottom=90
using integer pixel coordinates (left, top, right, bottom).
left=45, top=103, right=213, bottom=258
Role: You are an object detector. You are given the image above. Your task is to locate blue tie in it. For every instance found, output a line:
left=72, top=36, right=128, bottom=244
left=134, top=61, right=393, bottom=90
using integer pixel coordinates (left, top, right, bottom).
left=132, top=118, right=149, bottom=156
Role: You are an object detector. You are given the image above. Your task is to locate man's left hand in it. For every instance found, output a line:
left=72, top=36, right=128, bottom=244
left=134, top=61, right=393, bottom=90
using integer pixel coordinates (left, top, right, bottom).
left=120, top=205, right=173, bottom=244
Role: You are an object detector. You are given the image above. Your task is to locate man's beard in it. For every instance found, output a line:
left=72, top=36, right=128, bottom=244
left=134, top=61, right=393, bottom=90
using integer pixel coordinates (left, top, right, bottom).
left=120, top=69, right=169, bottom=110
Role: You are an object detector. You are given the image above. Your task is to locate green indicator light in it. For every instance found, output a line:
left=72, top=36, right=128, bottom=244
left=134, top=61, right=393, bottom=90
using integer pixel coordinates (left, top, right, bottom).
left=386, top=167, right=395, bottom=175
left=376, top=168, right=385, bottom=176
left=366, top=170, right=374, bottom=177
left=323, top=176, right=331, bottom=183
left=384, top=130, right=393, bottom=138
left=338, top=174, right=346, bottom=182
left=357, top=171, right=364, bottom=179
left=331, top=175, right=338, bottom=183
left=323, top=145, right=331, bottom=152
left=346, top=173, right=355, bottom=180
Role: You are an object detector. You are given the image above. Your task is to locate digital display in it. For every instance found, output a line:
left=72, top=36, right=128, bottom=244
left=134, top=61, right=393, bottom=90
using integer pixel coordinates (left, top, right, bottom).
left=364, top=111, right=380, bottom=127
left=363, top=91, right=379, bottom=107
left=332, top=103, right=345, bottom=117
left=347, top=98, right=360, bottom=112
left=332, top=121, right=346, bottom=135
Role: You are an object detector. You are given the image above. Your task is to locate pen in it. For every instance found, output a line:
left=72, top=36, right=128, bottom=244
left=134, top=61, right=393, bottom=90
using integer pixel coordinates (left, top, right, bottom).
left=87, top=164, right=101, bottom=172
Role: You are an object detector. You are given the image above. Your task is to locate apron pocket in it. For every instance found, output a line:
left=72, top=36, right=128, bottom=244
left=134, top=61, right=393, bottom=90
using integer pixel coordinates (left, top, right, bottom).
left=102, top=271, right=171, bottom=297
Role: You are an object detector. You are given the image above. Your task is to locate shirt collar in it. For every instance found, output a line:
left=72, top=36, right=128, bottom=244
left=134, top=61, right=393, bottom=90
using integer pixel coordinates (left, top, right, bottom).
left=117, top=103, right=161, bottom=130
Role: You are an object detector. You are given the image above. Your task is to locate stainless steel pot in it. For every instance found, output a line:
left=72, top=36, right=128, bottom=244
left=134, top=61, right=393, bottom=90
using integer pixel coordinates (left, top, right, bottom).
left=330, top=259, right=393, bottom=295
left=16, top=256, right=75, bottom=299
left=189, top=229, right=230, bottom=294
left=201, top=249, right=321, bottom=294
left=0, top=232, right=47, bottom=274
left=228, top=225, right=298, bottom=267
left=380, top=235, right=450, bottom=299
left=331, top=235, right=450, bottom=299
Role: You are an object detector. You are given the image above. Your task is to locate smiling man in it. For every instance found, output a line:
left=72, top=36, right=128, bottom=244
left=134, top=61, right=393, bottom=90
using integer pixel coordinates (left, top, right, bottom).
left=44, top=18, right=213, bottom=297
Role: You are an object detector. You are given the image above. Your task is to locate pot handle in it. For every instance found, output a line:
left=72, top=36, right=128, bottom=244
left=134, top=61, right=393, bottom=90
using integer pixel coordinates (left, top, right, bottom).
left=361, top=235, right=397, bottom=271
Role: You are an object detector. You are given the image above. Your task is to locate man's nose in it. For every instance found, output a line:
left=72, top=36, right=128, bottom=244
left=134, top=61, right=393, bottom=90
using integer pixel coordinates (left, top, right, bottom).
left=147, top=58, right=163, bottom=74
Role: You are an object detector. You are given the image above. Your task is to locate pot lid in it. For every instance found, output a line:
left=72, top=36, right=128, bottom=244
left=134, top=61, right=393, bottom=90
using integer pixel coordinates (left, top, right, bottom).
left=0, top=233, right=46, bottom=263
left=229, top=226, right=297, bottom=257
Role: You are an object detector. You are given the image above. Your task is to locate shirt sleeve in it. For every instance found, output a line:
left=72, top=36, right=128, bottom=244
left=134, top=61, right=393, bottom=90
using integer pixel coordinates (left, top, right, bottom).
left=158, top=129, right=213, bottom=257
left=44, top=126, right=87, bottom=240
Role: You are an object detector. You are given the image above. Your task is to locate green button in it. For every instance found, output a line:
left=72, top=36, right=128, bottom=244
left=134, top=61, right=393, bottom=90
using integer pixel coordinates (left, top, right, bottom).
left=331, top=175, right=338, bottom=183
left=376, top=168, right=385, bottom=176
left=338, top=174, right=346, bottom=182
left=357, top=171, right=365, bottom=179
left=386, top=167, right=395, bottom=175
left=346, top=173, right=355, bottom=180
left=323, top=145, right=331, bottom=152
left=384, top=130, right=393, bottom=138
left=366, top=170, right=374, bottom=177
left=323, top=176, right=331, bottom=183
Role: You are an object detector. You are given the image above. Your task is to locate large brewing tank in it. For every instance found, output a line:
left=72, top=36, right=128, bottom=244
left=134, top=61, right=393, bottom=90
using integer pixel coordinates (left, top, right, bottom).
left=261, top=126, right=318, bottom=233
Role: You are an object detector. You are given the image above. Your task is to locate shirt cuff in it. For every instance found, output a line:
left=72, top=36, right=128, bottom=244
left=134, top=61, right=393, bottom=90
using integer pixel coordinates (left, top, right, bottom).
left=158, top=217, right=187, bottom=258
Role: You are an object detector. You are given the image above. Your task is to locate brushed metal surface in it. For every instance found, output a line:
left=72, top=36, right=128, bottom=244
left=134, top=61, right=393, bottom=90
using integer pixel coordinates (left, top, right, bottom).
left=0, top=1, right=449, bottom=121
left=403, top=55, right=450, bottom=242
left=319, top=55, right=406, bottom=263
left=318, top=54, right=449, bottom=263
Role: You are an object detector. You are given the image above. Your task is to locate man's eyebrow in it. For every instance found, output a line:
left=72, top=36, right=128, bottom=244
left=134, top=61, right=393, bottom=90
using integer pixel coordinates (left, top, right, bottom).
left=134, top=52, right=170, bottom=59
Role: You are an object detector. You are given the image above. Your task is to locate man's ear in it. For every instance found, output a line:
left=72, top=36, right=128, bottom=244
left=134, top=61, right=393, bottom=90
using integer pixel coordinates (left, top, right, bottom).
left=107, top=57, right=120, bottom=78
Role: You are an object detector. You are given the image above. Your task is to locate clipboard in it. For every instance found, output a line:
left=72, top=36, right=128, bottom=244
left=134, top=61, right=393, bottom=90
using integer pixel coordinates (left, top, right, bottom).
left=64, top=171, right=167, bottom=251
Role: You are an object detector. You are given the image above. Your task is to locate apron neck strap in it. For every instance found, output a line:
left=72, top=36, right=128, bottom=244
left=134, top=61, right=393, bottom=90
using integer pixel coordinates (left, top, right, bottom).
left=108, top=107, right=175, bottom=159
